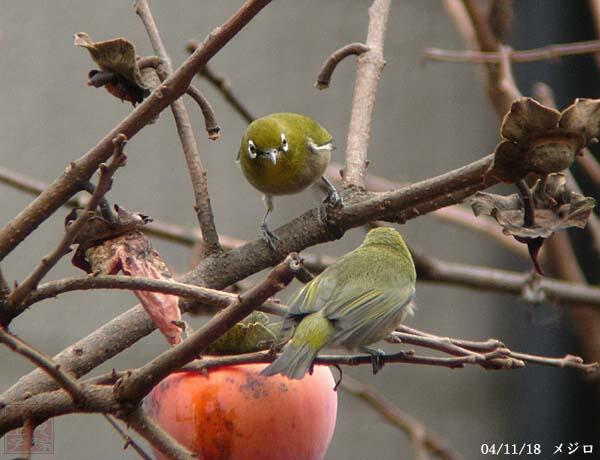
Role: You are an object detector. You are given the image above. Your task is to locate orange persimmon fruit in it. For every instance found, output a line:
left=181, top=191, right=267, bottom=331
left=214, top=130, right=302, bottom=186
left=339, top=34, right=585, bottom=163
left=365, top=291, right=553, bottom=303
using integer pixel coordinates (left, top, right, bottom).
left=143, top=363, right=338, bottom=460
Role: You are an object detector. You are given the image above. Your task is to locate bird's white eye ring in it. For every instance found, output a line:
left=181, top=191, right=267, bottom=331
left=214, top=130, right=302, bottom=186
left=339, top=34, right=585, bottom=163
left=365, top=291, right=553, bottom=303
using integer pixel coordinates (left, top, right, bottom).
left=248, top=140, right=257, bottom=159
left=280, top=133, right=288, bottom=153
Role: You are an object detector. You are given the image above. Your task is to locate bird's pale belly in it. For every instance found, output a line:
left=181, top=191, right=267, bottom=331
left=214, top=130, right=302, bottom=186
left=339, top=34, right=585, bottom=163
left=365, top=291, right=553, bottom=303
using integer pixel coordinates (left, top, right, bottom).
left=241, top=151, right=330, bottom=196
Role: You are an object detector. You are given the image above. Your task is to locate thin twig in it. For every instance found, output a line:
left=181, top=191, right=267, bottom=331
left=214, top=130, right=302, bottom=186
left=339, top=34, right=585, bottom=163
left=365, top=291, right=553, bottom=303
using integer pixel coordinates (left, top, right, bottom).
left=315, top=43, right=370, bottom=89
left=121, top=408, right=196, bottom=460
left=411, top=246, right=600, bottom=306
left=343, top=0, right=391, bottom=188
left=587, top=0, right=600, bottom=70
left=185, top=86, right=220, bottom=139
left=21, top=274, right=288, bottom=317
left=0, top=326, right=84, bottom=403
left=340, top=376, right=465, bottom=460
left=185, top=44, right=255, bottom=124
left=442, top=0, right=478, bottom=50
left=424, top=39, right=600, bottom=63
left=391, top=326, right=598, bottom=373
left=0, top=0, right=270, bottom=262
left=103, top=414, right=153, bottom=460
left=137, top=56, right=220, bottom=140
left=6, top=135, right=127, bottom=308
left=515, top=179, right=535, bottom=227
left=115, top=254, right=301, bottom=402
left=22, top=250, right=597, bottom=312
left=461, top=0, right=518, bottom=114
left=134, top=0, right=221, bottom=255
left=21, top=418, right=35, bottom=460
left=1, top=327, right=597, bottom=436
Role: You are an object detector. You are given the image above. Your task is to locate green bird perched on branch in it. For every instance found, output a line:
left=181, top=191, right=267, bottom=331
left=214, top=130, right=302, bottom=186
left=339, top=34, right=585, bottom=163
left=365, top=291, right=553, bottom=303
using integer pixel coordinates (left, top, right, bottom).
left=262, top=227, right=417, bottom=379
left=238, top=113, right=341, bottom=250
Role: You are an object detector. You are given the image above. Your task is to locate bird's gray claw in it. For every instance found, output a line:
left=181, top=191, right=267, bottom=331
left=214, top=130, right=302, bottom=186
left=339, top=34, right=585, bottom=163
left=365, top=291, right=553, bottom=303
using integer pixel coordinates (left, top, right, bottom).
left=361, top=347, right=386, bottom=375
left=323, top=189, right=343, bottom=208
left=261, top=224, right=280, bottom=251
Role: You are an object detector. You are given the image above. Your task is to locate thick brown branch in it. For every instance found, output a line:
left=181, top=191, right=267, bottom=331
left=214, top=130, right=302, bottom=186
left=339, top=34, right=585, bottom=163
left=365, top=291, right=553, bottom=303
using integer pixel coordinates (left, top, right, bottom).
left=5, top=135, right=127, bottom=309
left=135, top=0, right=221, bottom=255
left=121, top=408, right=196, bottom=460
left=0, top=0, right=270, bottom=262
left=115, top=254, right=300, bottom=402
left=343, top=0, right=391, bottom=188
left=0, top=153, right=500, bottom=403
left=0, top=327, right=84, bottom=403
left=325, top=162, right=528, bottom=257
left=424, top=39, right=600, bottom=63
left=315, top=43, right=370, bottom=89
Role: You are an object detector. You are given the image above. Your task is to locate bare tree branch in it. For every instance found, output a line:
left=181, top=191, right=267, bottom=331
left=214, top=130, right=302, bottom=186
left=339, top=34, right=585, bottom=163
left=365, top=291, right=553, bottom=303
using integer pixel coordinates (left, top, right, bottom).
left=0, top=0, right=271, bottom=262
left=325, top=162, right=528, bottom=258
left=315, top=43, right=370, bottom=89
left=185, top=85, right=220, bottom=139
left=21, top=274, right=288, bottom=317
left=137, top=55, right=220, bottom=138
left=0, top=326, right=84, bottom=404
left=1, top=325, right=596, bottom=436
left=185, top=44, right=255, bottom=124
left=343, top=0, right=391, bottom=188
left=102, top=414, right=153, bottom=460
left=340, top=375, right=465, bottom=460
left=412, top=247, right=600, bottom=306
left=0, top=152, right=502, bottom=404
left=5, top=135, right=127, bottom=309
left=424, top=39, right=600, bottom=63
left=588, top=0, right=600, bottom=70
left=134, top=0, right=221, bottom=256
left=115, top=254, right=300, bottom=402
left=121, top=408, right=196, bottom=460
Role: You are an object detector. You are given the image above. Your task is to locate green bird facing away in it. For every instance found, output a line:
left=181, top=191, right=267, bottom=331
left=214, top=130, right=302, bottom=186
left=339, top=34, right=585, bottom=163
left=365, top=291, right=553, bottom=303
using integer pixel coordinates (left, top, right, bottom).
left=238, top=113, right=341, bottom=250
left=261, top=227, right=416, bottom=379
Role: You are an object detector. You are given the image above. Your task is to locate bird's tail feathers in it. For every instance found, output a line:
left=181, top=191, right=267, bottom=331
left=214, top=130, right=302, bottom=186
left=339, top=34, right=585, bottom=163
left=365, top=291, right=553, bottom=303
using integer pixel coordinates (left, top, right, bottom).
left=261, top=342, right=318, bottom=380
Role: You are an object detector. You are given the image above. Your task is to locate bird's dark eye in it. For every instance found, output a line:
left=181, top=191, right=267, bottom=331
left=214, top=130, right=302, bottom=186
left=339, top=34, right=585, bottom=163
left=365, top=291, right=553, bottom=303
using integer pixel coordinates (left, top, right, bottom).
left=280, top=133, right=288, bottom=153
left=248, top=140, right=257, bottom=158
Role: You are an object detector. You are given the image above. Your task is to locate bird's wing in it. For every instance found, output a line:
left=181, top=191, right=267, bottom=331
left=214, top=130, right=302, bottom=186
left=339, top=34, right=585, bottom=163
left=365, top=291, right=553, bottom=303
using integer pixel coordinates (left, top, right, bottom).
left=287, top=266, right=339, bottom=316
left=323, top=280, right=415, bottom=348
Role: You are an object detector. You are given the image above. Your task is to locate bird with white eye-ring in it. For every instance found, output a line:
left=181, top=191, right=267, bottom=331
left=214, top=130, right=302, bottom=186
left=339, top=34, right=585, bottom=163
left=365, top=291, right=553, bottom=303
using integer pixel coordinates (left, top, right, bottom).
left=237, top=113, right=342, bottom=250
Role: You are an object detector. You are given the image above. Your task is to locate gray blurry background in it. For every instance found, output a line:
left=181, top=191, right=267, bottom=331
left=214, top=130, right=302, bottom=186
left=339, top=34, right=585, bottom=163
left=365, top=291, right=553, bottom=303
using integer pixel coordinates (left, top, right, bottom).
left=0, top=1, right=597, bottom=459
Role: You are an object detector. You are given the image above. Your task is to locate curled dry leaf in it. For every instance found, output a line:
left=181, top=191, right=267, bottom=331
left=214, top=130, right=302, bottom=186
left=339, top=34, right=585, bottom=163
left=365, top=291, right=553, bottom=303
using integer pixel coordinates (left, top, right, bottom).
left=204, top=312, right=279, bottom=355
left=471, top=174, right=596, bottom=273
left=74, top=32, right=151, bottom=106
left=69, top=205, right=183, bottom=345
left=488, top=97, right=600, bottom=182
